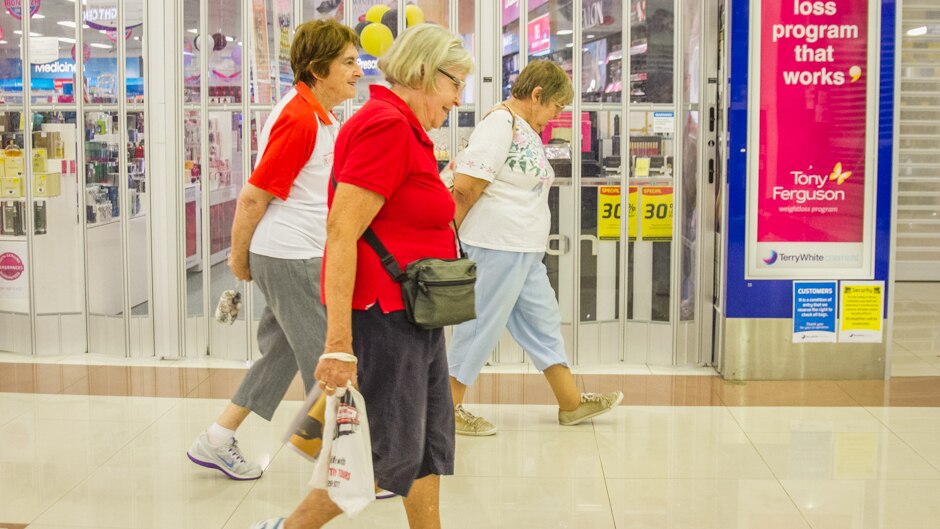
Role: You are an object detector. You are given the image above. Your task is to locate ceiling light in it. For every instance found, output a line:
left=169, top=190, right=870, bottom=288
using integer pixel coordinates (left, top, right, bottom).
left=907, top=26, right=927, bottom=37
left=586, top=34, right=595, bottom=38
left=565, top=43, right=574, bottom=48
left=58, top=37, right=76, bottom=44
left=14, top=30, right=43, bottom=37
left=187, top=28, right=198, bottom=34
left=89, top=43, right=111, bottom=49
left=226, top=36, right=234, bottom=42
left=0, top=40, right=6, bottom=44
left=58, top=20, right=77, bottom=28
left=557, top=30, right=573, bottom=36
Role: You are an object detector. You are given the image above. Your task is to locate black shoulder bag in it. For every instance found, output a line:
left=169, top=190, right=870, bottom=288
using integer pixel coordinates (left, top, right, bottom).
left=331, top=174, right=477, bottom=329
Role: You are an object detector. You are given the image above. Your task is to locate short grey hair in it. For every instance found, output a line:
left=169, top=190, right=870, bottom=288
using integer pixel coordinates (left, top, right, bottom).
left=379, top=24, right=474, bottom=92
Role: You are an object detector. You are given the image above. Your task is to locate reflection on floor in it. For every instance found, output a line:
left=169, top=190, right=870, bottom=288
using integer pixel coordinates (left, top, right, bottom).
left=891, top=282, right=940, bottom=377
left=3, top=376, right=940, bottom=528
left=0, top=282, right=936, bottom=527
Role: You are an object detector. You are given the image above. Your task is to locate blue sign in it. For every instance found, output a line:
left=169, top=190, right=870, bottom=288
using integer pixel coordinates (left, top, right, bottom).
left=792, top=281, right=837, bottom=343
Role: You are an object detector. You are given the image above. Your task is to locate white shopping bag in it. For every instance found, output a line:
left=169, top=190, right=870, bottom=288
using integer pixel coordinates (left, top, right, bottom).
left=311, top=384, right=375, bottom=517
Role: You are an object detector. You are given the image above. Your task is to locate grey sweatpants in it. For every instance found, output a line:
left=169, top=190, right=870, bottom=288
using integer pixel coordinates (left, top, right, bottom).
left=231, top=252, right=326, bottom=421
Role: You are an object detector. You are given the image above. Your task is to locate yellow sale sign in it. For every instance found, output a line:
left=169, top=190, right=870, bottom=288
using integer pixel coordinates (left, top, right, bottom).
left=641, top=186, right=673, bottom=241
left=597, top=186, right=637, bottom=241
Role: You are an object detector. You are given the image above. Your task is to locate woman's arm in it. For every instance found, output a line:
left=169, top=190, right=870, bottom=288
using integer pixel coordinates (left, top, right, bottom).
left=315, top=182, right=385, bottom=392
left=452, top=172, right=490, bottom=228
left=228, top=183, right=275, bottom=281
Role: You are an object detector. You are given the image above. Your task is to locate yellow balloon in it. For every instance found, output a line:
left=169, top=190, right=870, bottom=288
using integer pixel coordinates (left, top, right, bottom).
left=360, top=22, right=394, bottom=57
left=405, top=4, right=425, bottom=27
left=365, top=4, right=391, bottom=24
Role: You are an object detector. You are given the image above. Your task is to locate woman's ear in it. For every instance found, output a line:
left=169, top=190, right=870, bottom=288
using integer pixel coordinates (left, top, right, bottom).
left=531, top=86, right=544, bottom=104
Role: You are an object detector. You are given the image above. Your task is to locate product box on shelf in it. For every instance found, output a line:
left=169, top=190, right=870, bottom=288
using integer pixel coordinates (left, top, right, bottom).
left=32, top=148, right=48, bottom=173
left=33, top=172, right=61, bottom=197
left=33, top=131, right=64, bottom=159
left=1, top=200, right=25, bottom=236
left=3, top=153, right=24, bottom=177
left=1, top=177, right=24, bottom=198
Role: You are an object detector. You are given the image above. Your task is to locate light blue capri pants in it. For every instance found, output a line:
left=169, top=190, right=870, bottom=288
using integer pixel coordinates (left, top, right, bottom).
left=448, top=244, right=569, bottom=386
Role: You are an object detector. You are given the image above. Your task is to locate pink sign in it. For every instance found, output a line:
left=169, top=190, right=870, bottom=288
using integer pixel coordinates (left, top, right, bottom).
left=528, top=13, right=551, bottom=55
left=502, top=0, right=548, bottom=25
left=4, top=0, right=40, bottom=19
left=0, top=252, right=24, bottom=281
left=757, top=0, right=869, bottom=244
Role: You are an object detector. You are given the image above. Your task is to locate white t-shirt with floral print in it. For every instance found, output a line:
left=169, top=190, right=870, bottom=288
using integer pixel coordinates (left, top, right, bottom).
left=455, top=107, right=555, bottom=252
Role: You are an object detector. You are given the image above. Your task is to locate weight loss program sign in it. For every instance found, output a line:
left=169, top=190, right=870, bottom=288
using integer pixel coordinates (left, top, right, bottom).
left=747, top=0, right=875, bottom=279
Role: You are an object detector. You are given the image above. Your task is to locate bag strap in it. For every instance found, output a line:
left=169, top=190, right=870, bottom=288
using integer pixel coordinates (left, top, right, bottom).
left=483, top=103, right=516, bottom=133
left=329, top=172, right=408, bottom=283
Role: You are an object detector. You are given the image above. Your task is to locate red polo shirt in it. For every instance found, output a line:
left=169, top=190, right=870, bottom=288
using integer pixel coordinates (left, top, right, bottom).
left=325, top=85, right=457, bottom=312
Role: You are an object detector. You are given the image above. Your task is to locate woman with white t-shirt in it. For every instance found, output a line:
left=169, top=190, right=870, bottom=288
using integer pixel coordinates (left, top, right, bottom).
left=448, top=61, right=623, bottom=436
left=186, top=20, right=362, bottom=480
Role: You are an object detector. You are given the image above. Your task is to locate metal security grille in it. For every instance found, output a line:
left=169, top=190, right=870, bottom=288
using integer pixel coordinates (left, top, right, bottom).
left=897, top=2, right=940, bottom=281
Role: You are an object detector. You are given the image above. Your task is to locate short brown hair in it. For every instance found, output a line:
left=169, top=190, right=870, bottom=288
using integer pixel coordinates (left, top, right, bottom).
left=510, top=60, right=573, bottom=106
left=291, top=19, right=358, bottom=86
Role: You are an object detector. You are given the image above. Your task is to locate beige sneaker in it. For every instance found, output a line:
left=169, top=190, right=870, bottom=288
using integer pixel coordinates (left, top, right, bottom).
left=558, top=391, right=624, bottom=426
left=454, top=404, right=497, bottom=436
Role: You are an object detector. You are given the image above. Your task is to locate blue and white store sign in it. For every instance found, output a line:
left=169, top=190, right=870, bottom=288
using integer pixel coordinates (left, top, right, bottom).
left=792, top=281, right=837, bottom=343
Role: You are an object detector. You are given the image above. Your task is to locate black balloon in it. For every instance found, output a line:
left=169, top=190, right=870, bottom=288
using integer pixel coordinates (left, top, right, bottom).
left=381, top=10, right=398, bottom=38
left=354, top=20, right=369, bottom=36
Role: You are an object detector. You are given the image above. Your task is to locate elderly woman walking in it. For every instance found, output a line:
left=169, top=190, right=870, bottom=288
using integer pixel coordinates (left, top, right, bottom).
left=252, top=23, right=472, bottom=529
left=447, top=60, right=623, bottom=436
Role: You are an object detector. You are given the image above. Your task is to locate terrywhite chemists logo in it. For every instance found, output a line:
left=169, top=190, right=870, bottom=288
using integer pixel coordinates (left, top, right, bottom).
left=761, top=250, right=860, bottom=266
left=773, top=162, right=852, bottom=204
left=763, top=250, right=824, bottom=265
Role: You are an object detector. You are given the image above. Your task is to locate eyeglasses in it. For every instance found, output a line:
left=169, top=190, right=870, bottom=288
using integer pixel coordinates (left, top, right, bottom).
left=437, top=68, right=465, bottom=92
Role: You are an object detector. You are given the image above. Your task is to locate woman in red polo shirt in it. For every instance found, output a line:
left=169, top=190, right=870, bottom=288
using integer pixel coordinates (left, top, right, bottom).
left=251, top=24, right=472, bottom=529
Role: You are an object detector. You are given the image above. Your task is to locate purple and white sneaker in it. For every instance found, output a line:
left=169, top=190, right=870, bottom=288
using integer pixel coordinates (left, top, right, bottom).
left=187, top=431, right=262, bottom=480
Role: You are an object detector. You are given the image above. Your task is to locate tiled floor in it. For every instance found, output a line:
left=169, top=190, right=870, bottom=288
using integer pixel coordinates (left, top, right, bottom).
left=3, top=391, right=940, bottom=529
left=1, top=282, right=938, bottom=528
left=890, top=282, right=940, bottom=377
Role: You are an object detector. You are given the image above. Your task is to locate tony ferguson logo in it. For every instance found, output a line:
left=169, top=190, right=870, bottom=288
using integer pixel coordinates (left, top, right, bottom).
left=0, top=252, right=25, bottom=281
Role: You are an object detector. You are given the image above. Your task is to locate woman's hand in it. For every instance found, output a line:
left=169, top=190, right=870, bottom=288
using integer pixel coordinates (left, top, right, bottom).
left=314, top=356, right=358, bottom=395
left=228, top=252, right=251, bottom=281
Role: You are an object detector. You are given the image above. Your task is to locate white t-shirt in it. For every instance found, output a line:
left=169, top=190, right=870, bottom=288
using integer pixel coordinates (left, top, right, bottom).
left=248, top=85, right=338, bottom=259
left=455, top=108, right=555, bottom=252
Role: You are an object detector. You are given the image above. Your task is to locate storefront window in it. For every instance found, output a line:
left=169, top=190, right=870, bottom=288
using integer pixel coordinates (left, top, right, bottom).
left=501, top=0, right=519, bottom=100
left=24, top=0, right=76, bottom=105
left=209, top=0, right=244, bottom=104
left=303, top=0, right=343, bottom=20
left=630, top=0, right=674, bottom=103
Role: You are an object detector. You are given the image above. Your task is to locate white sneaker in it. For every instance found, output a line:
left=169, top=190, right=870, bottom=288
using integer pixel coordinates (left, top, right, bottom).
left=250, top=518, right=285, bottom=529
left=187, top=431, right=263, bottom=480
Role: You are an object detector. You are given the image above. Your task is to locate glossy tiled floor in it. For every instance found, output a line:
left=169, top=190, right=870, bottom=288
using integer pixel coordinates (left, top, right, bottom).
left=890, top=282, right=940, bottom=377
left=1, top=282, right=938, bottom=528
left=3, top=392, right=940, bottom=529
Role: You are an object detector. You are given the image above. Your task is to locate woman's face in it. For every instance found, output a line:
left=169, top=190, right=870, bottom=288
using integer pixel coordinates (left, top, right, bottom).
left=530, top=97, right=565, bottom=134
left=419, top=66, right=467, bottom=130
left=316, top=43, right=362, bottom=104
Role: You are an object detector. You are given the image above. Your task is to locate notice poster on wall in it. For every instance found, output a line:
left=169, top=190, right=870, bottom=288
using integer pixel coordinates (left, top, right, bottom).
left=597, top=186, right=637, bottom=241
left=0, top=245, right=29, bottom=313
left=746, top=0, right=877, bottom=279
left=640, top=186, right=673, bottom=241
left=792, top=281, right=837, bottom=343
left=838, top=281, right=883, bottom=343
